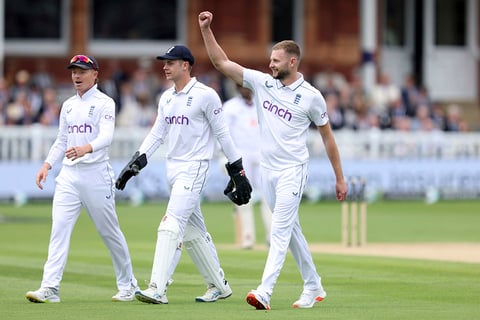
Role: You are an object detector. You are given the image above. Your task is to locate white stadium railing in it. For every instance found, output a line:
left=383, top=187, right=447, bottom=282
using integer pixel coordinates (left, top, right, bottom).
left=309, top=128, right=480, bottom=160
left=0, top=125, right=166, bottom=162
left=1, top=125, right=479, bottom=202
left=1, top=125, right=479, bottom=161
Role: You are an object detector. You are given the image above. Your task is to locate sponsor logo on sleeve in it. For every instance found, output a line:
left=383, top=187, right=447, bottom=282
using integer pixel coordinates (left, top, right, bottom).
left=213, top=106, right=223, bottom=115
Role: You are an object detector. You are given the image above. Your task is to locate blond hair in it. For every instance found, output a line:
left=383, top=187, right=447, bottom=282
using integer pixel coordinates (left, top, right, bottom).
left=272, top=40, right=301, bottom=59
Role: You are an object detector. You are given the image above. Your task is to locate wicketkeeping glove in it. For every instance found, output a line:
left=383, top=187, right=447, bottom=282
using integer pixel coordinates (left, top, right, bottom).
left=115, top=151, right=148, bottom=190
left=224, top=158, right=252, bottom=205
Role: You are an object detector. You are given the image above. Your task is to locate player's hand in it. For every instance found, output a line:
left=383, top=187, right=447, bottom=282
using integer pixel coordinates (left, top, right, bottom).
left=35, top=163, right=51, bottom=190
left=224, top=158, right=252, bottom=205
left=336, top=180, right=348, bottom=201
left=115, top=151, right=148, bottom=190
left=198, top=11, right=213, bottom=29
left=66, top=144, right=92, bottom=161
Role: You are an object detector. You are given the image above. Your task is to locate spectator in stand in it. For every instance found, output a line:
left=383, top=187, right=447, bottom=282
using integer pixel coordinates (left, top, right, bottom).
left=199, top=71, right=229, bottom=101
left=430, top=101, right=447, bottom=130
left=8, top=69, right=45, bottom=124
left=337, top=84, right=357, bottom=130
left=410, top=103, right=434, bottom=131
left=349, top=71, right=368, bottom=103
left=29, top=82, right=44, bottom=123
left=134, top=91, right=157, bottom=127
left=392, top=115, right=411, bottom=131
left=388, top=97, right=407, bottom=119
left=345, top=71, right=371, bottom=130
left=10, top=70, right=32, bottom=102
left=38, top=88, right=61, bottom=127
left=445, top=104, right=468, bottom=132
left=369, top=72, right=401, bottom=120
left=0, top=77, right=10, bottom=125
left=5, top=90, right=33, bottom=125
left=325, top=92, right=345, bottom=130
left=416, top=85, right=432, bottom=110
left=318, top=74, right=340, bottom=98
left=351, top=95, right=376, bottom=131
left=313, top=65, right=346, bottom=97
left=117, top=90, right=156, bottom=128
left=117, top=80, right=137, bottom=116
left=31, top=59, right=54, bottom=91
left=400, top=74, right=420, bottom=117
left=99, top=59, right=129, bottom=111
left=131, top=57, right=162, bottom=104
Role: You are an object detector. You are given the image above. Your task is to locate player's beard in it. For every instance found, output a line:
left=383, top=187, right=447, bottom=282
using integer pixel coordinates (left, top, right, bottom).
left=273, top=68, right=290, bottom=81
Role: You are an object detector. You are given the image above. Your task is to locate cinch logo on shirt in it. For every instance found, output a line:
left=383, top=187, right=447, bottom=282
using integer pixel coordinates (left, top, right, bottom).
left=165, top=115, right=190, bottom=125
left=263, top=100, right=292, bottom=122
left=68, top=123, right=93, bottom=133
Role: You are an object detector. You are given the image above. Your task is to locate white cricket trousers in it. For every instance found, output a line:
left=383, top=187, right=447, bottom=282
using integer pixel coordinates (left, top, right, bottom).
left=238, top=154, right=272, bottom=247
left=40, top=162, right=137, bottom=292
left=166, top=160, right=221, bottom=273
left=258, top=163, right=321, bottom=296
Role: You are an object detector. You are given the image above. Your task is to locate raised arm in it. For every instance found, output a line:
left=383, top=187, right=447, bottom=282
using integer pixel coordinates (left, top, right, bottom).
left=198, top=11, right=244, bottom=85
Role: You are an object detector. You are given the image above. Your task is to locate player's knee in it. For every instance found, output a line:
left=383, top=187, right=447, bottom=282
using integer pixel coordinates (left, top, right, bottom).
left=183, top=223, right=202, bottom=243
left=158, top=215, right=180, bottom=239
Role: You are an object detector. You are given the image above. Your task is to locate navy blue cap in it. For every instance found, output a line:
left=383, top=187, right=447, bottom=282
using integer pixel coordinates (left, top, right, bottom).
left=157, top=45, right=194, bottom=65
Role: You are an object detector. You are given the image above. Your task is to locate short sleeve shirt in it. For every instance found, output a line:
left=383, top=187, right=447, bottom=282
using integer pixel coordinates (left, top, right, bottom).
left=243, top=68, right=328, bottom=170
left=223, top=95, right=261, bottom=160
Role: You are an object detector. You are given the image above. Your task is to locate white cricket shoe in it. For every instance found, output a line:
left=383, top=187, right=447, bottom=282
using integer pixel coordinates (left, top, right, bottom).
left=195, top=280, right=232, bottom=302
left=135, top=283, right=168, bottom=304
left=26, top=287, right=60, bottom=303
left=112, top=284, right=140, bottom=302
left=292, top=288, right=327, bottom=308
left=246, top=289, right=271, bottom=310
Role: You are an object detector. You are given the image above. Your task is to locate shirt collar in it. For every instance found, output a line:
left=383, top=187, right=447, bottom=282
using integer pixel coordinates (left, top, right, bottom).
left=77, top=84, right=97, bottom=99
left=283, top=73, right=305, bottom=91
left=175, top=77, right=197, bottom=95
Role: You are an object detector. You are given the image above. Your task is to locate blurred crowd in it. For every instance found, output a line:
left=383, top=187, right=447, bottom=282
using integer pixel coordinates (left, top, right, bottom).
left=0, top=60, right=473, bottom=132
left=315, top=69, right=470, bottom=132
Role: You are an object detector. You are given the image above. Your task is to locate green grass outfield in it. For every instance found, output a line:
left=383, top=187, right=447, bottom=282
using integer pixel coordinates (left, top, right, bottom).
left=1, top=200, right=479, bottom=320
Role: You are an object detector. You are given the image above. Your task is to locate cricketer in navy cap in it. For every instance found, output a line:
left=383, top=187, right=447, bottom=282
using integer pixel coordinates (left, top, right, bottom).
left=157, top=45, right=195, bottom=65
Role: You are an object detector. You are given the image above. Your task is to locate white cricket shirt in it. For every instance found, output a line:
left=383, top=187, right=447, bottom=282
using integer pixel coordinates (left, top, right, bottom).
left=139, top=77, right=240, bottom=163
left=45, top=84, right=116, bottom=167
left=223, top=95, right=261, bottom=159
left=243, top=69, right=329, bottom=170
